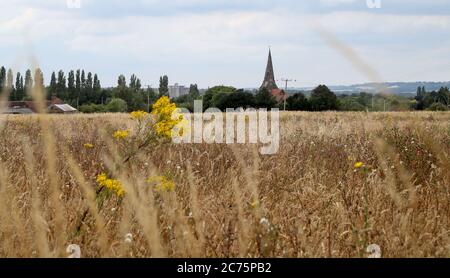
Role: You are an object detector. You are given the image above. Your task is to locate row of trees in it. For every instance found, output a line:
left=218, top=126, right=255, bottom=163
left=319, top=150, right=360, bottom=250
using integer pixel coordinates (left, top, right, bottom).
left=414, top=86, right=449, bottom=111
left=173, top=85, right=340, bottom=112
left=2, top=65, right=448, bottom=112
left=0, top=66, right=45, bottom=101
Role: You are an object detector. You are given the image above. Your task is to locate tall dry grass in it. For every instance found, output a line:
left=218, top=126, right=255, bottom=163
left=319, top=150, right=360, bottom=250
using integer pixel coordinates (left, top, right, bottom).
left=0, top=109, right=449, bottom=258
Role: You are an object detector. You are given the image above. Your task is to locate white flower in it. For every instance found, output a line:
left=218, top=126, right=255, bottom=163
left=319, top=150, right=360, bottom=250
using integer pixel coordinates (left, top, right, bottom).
left=366, top=244, right=382, bottom=258
left=67, top=244, right=81, bottom=258
left=260, top=218, right=270, bottom=226
left=125, top=233, right=133, bottom=243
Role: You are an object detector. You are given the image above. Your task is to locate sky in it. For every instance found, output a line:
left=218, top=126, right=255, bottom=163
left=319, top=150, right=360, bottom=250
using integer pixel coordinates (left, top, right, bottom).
left=0, top=0, right=449, bottom=88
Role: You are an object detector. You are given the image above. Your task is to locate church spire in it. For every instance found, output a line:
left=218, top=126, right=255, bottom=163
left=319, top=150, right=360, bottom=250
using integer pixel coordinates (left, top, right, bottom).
left=260, top=48, right=278, bottom=91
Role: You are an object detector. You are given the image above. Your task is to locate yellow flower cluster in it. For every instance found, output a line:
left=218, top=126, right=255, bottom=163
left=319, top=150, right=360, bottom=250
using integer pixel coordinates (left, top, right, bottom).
left=354, top=162, right=364, bottom=169
left=147, top=176, right=175, bottom=192
left=83, top=143, right=94, bottom=149
left=131, top=110, right=148, bottom=120
left=151, top=96, right=184, bottom=139
left=96, top=173, right=125, bottom=197
left=113, top=130, right=129, bottom=140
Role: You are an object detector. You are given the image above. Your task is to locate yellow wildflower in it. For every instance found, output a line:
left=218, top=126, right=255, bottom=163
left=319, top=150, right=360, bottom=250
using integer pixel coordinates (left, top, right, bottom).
left=83, top=143, right=94, bottom=149
left=96, top=173, right=125, bottom=197
left=354, top=162, right=364, bottom=169
left=147, top=176, right=175, bottom=192
left=113, top=130, right=129, bottom=140
left=131, top=110, right=148, bottom=120
left=251, top=200, right=260, bottom=209
left=151, top=96, right=184, bottom=139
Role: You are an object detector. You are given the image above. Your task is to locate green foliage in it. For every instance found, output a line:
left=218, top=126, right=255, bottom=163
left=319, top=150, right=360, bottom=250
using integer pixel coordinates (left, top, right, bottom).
left=15, top=72, right=24, bottom=101
left=427, top=102, right=448, bottom=111
left=415, top=86, right=449, bottom=110
left=57, top=70, right=67, bottom=99
left=172, top=84, right=202, bottom=111
left=48, top=71, right=57, bottom=99
left=114, top=74, right=147, bottom=112
left=6, top=69, right=13, bottom=91
left=338, top=98, right=366, bottom=111
left=212, top=90, right=255, bottom=111
left=189, top=84, right=200, bottom=99
left=106, top=98, right=128, bottom=113
left=79, top=103, right=107, bottom=113
left=0, top=67, right=5, bottom=89
left=286, top=93, right=309, bottom=111
left=159, top=75, right=169, bottom=97
left=34, top=69, right=44, bottom=92
left=309, top=85, right=338, bottom=111
left=203, top=86, right=236, bottom=110
left=254, top=88, right=277, bottom=109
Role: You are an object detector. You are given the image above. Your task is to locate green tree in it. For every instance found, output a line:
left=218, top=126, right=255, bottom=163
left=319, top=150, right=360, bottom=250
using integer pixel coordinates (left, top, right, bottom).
left=115, top=74, right=144, bottom=111
left=0, top=66, right=5, bottom=89
left=254, top=87, right=277, bottom=109
left=81, top=70, right=86, bottom=89
left=68, top=70, right=76, bottom=104
left=24, top=69, right=33, bottom=94
left=86, top=72, right=93, bottom=103
left=106, top=98, right=128, bottom=112
left=49, top=71, right=57, bottom=98
left=93, top=74, right=101, bottom=104
left=158, top=75, right=169, bottom=97
left=203, top=86, right=236, bottom=110
left=57, top=70, right=67, bottom=99
left=118, top=75, right=126, bottom=88
left=129, top=74, right=141, bottom=91
left=15, top=72, right=24, bottom=100
left=437, top=87, right=449, bottom=106
left=34, top=68, right=44, bottom=93
left=212, top=90, right=255, bottom=111
left=286, top=92, right=309, bottom=111
left=309, top=85, right=338, bottom=111
left=79, top=103, right=107, bottom=113
left=6, top=69, right=14, bottom=90
left=338, top=98, right=366, bottom=111
left=76, top=70, right=82, bottom=107
left=189, top=84, right=200, bottom=99
left=427, top=102, right=448, bottom=111
left=128, top=74, right=145, bottom=111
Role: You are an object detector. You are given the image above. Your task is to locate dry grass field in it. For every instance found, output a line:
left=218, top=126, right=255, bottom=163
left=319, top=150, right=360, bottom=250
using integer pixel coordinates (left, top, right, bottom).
left=0, top=111, right=449, bottom=258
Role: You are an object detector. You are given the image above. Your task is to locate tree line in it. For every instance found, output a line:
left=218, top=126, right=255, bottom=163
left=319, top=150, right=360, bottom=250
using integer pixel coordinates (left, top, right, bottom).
left=0, top=66, right=181, bottom=113
left=414, top=86, right=449, bottom=111
left=174, top=84, right=449, bottom=112
left=2, top=65, right=448, bottom=112
left=174, top=85, right=340, bottom=112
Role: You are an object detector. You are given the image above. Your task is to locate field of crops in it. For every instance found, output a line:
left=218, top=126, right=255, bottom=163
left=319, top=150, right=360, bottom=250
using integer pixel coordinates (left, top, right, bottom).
left=0, top=111, right=449, bottom=258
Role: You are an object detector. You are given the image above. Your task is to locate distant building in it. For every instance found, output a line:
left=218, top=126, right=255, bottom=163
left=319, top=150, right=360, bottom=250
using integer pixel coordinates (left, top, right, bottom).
left=48, top=104, right=78, bottom=114
left=260, top=49, right=288, bottom=103
left=169, top=83, right=189, bottom=99
left=1, top=96, right=78, bottom=114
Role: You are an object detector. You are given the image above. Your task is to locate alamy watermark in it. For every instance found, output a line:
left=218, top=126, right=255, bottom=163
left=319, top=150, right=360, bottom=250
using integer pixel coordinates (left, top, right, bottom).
left=366, top=0, right=381, bottom=9
left=67, top=0, right=82, bottom=9
left=171, top=100, right=280, bottom=155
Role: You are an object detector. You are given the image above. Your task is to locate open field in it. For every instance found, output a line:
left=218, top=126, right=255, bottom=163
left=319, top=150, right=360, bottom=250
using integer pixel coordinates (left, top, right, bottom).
left=0, top=112, right=449, bottom=258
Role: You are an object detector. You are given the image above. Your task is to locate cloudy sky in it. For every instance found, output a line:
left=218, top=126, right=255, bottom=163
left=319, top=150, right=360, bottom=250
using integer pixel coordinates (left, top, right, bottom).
left=0, top=0, right=449, bottom=88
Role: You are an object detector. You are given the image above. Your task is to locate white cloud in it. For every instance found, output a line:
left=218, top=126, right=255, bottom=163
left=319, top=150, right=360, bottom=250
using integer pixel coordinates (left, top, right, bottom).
left=0, top=1, right=449, bottom=87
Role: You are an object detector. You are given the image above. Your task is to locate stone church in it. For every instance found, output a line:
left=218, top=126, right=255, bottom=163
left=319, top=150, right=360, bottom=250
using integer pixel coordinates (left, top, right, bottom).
left=260, top=49, right=287, bottom=103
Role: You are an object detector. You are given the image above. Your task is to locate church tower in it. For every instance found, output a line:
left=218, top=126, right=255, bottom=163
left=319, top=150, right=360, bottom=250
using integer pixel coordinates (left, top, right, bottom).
left=260, top=49, right=279, bottom=91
